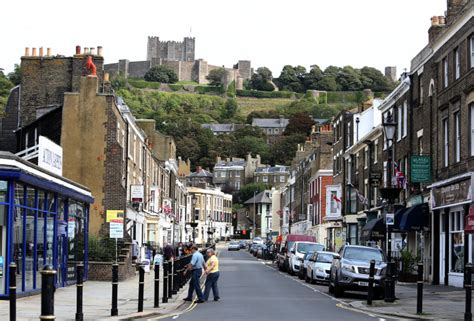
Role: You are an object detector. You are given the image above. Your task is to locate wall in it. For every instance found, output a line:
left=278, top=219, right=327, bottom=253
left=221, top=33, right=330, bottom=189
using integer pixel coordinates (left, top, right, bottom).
left=0, top=87, right=20, bottom=152
left=128, top=61, right=152, bottom=78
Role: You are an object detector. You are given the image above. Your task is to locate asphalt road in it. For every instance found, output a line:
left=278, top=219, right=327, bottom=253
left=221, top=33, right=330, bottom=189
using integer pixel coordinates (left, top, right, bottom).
left=155, top=249, right=393, bottom=321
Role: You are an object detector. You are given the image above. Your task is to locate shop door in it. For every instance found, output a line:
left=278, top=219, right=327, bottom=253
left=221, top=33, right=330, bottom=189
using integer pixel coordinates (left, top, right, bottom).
left=56, top=222, right=67, bottom=288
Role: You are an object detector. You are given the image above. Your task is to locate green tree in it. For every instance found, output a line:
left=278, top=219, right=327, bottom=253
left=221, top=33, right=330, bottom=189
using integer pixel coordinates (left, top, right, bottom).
left=269, top=134, right=306, bottom=165
left=7, top=64, right=21, bottom=86
left=0, top=73, right=14, bottom=112
left=144, top=65, right=178, bottom=83
left=283, top=112, right=315, bottom=137
left=275, top=65, right=306, bottom=93
left=304, top=65, right=324, bottom=90
left=224, top=98, right=238, bottom=119
left=360, top=66, right=395, bottom=91
left=238, top=182, right=269, bottom=203
left=249, top=67, right=275, bottom=91
left=206, top=67, right=226, bottom=86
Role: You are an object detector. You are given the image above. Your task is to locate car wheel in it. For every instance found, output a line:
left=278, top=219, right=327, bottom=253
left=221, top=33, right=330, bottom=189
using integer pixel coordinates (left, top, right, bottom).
left=334, top=275, right=344, bottom=298
left=311, top=272, right=316, bottom=284
left=299, top=269, right=304, bottom=280
left=328, top=280, right=334, bottom=294
left=305, top=272, right=310, bottom=283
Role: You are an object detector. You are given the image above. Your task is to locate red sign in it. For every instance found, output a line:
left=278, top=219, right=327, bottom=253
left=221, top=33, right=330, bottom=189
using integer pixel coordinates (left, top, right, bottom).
left=242, top=230, right=247, bottom=235
left=465, top=205, right=474, bottom=234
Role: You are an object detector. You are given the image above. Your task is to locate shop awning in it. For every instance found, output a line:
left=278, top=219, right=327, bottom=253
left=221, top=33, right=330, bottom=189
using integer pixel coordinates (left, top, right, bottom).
left=391, top=207, right=408, bottom=233
left=360, top=217, right=385, bottom=241
left=398, top=204, right=429, bottom=232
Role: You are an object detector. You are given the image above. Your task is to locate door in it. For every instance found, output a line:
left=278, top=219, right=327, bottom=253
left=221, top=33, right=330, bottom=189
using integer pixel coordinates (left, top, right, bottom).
left=440, top=213, right=446, bottom=284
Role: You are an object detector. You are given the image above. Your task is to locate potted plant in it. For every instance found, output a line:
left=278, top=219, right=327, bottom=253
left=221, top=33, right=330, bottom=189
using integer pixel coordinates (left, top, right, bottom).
left=398, top=250, right=419, bottom=282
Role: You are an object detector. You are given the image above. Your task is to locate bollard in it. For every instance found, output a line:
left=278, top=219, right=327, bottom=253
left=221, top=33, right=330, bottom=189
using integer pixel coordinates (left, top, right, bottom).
left=138, top=265, right=145, bottom=312
left=162, top=261, right=168, bottom=303
left=111, top=263, right=118, bottom=316
left=465, top=263, right=472, bottom=321
left=384, top=261, right=396, bottom=303
left=417, top=262, right=424, bottom=315
left=172, top=259, right=178, bottom=295
left=76, top=263, right=84, bottom=321
left=154, top=264, right=160, bottom=308
left=40, top=265, right=56, bottom=321
left=367, top=260, right=375, bottom=306
left=168, top=260, right=173, bottom=299
left=9, top=263, right=16, bottom=321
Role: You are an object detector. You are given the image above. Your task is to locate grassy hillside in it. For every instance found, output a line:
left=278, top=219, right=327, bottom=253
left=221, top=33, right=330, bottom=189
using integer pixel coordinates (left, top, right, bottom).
left=236, top=97, right=295, bottom=116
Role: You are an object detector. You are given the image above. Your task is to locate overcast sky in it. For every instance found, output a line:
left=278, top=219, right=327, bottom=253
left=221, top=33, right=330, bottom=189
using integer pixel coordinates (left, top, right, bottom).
left=1, top=0, right=447, bottom=77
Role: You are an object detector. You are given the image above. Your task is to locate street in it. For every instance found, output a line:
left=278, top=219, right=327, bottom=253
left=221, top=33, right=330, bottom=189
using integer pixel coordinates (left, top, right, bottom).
left=155, top=249, right=393, bottom=321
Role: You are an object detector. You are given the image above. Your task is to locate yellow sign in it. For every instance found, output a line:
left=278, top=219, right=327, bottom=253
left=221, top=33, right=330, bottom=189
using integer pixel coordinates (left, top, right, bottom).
left=106, top=210, right=124, bottom=222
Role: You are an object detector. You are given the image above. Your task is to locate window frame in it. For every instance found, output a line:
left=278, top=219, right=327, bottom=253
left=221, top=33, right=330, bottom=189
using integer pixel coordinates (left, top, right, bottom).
left=454, top=47, right=460, bottom=80
left=443, top=117, right=449, bottom=167
left=443, top=57, right=449, bottom=88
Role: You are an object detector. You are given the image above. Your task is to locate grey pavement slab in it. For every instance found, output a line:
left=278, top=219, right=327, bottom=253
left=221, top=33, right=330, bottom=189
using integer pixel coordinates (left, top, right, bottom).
left=0, top=265, right=189, bottom=321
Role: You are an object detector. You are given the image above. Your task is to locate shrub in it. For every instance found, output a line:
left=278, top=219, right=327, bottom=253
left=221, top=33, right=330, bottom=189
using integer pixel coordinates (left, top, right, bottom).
left=195, top=86, right=224, bottom=95
left=128, top=78, right=161, bottom=89
left=169, top=84, right=183, bottom=91
left=144, top=65, right=178, bottom=83
left=236, top=89, right=293, bottom=99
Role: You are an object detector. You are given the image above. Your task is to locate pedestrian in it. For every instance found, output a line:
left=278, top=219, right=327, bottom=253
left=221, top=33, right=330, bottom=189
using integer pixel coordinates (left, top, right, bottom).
left=163, top=242, right=175, bottom=262
left=203, top=248, right=220, bottom=302
left=183, top=245, right=205, bottom=303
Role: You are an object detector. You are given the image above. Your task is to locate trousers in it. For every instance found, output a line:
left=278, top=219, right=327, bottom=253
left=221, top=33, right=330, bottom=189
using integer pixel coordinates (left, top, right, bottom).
left=203, top=271, right=220, bottom=300
left=186, top=268, right=204, bottom=300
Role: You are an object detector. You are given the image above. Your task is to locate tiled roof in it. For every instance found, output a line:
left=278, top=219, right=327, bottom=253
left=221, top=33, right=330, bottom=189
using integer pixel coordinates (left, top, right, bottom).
left=188, top=169, right=213, bottom=178
left=202, top=124, right=236, bottom=132
left=255, top=166, right=289, bottom=174
left=244, top=190, right=272, bottom=204
left=252, top=118, right=289, bottom=128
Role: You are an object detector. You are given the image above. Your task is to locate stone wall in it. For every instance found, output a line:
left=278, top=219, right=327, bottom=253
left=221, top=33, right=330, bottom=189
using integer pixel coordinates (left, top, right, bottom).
left=128, top=61, right=152, bottom=78
left=88, top=260, right=136, bottom=281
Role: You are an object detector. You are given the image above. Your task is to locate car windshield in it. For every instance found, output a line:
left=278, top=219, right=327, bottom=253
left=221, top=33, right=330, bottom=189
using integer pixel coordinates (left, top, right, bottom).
left=344, top=247, right=384, bottom=262
left=304, top=251, right=314, bottom=260
left=317, top=253, right=335, bottom=263
left=230, top=241, right=238, bottom=245
left=297, top=243, right=324, bottom=253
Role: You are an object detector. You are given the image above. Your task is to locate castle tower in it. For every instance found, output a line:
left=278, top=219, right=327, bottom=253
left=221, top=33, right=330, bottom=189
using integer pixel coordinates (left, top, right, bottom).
left=147, top=36, right=160, bottom=61
left=183, top=37, right=195, bottom=62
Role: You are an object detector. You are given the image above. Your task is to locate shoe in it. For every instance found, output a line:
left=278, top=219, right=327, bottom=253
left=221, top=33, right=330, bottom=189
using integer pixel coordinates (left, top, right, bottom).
left=214, top=297, right=220, bottom=301
left=183, top=298, right=192, bottom=302
left=196, top=299, right=205, bottom=303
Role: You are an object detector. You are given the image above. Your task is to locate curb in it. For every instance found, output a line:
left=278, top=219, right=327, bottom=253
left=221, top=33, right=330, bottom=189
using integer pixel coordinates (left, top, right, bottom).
left=347, top=300, right=461, bottom=321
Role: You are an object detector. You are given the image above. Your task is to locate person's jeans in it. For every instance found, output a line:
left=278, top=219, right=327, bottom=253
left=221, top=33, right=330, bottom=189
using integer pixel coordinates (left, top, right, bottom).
left=203, top=271, right=220, bottom=301
left=186, top=268, right=204, bottom=300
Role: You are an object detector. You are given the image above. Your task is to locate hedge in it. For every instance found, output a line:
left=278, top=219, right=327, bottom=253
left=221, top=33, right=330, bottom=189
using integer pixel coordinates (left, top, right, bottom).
left=128, top=79, right=161, bottom=89
left=169, top=84, right=184, bottom=91
left=236, top=90, right=294, bottom=99
left=195, top=86, right=224, bottom=95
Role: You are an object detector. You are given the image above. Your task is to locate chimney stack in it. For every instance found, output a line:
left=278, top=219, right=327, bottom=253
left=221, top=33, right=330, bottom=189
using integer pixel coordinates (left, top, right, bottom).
left=46, top=48, right=51, bottom=56
left=24, top=47, right=30, bottom=57
left=428, top=16, right=445, bottom=43
left=32, top=48, right=37, bottom=56
left=97, top=46, right=103, bottom=56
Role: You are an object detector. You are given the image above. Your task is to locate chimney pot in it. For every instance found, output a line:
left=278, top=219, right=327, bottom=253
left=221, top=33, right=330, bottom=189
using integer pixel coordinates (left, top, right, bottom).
left=24, top=47, right=30, bottom=57
left=83, top=47, right=89, bottom=55
left=97, top=46, right=103, bottom=56
left=90, top=47, right=96, bottom=55
left=39, top=47, right=44, bottom=57
left=46, top=48, right=51, bottom=56
left=76, top=45, right=81, bottom=55
left=438, top=16, right=446, bottom=25
left=32, top=48, right=37, bottom=56
left=431, top=16, right=439, bottom=26
left=104, top=72, right=110, bottom=82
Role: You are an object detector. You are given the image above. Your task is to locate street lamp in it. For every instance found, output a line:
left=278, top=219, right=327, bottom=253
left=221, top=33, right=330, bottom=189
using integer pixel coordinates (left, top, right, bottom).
left=189, top=195, right=198, bottom=244
left=381, top=110, right=400, bottom=303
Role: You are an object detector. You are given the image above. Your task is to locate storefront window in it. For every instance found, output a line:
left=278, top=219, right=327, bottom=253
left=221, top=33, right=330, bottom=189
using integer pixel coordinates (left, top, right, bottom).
left=46, top=214, right=55, bottom=266
left=13, top=206, right=23, bottom=291
left=450, top=210, right=464, bottom=273
left=25, top=208, right=35, bottom=290
left=0, top=181, right=8, bottom=295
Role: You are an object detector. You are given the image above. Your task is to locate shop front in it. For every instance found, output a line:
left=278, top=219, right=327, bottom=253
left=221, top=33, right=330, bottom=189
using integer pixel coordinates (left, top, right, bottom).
left=0, top=152, right=93, bottom=298
left=430, top=173, right=473, bottom=287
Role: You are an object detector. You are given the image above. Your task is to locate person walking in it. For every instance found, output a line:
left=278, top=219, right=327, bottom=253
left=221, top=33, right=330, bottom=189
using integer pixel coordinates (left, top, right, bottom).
left=183, top=245, right=205, bottom=303
left=163, top=242, right=175, bottom=262
left=203, top=248, right=220, bottom=301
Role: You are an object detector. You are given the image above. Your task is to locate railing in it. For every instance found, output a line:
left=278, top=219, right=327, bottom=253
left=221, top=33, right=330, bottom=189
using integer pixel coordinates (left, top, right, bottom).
left=15, top=144, right=39, bottom=161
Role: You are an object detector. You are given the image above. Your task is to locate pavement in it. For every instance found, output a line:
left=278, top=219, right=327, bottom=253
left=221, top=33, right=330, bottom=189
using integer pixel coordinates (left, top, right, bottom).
left=0, top=262, right=191, bottom=321
left=153, top=246, right=393, bottom=321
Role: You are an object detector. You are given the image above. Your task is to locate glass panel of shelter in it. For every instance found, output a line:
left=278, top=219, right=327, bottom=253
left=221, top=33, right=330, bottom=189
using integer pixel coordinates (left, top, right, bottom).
left=0, top=180, right=8, bottom=295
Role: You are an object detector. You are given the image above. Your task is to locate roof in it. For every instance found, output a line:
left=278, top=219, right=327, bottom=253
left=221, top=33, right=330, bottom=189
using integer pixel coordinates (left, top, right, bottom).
left=188, top=168, right=213, bottom=178
left=202, top=124, right=238, bottom=132
left=214, top=159, right=246, bottom=168
left=255, top=166, right=289, bottom=174
left=244, top=190, right=272, bottom=204
left=252, top=118, right=289, bottom=128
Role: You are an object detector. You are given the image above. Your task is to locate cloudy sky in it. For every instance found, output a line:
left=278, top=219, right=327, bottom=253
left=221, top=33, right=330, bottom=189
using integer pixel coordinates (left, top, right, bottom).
left=1, top=0, right=446, bottom=76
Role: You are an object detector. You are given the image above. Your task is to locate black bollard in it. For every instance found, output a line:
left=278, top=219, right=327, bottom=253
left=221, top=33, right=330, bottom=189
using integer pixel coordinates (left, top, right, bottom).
left=384, top=261, right=396, bottom=303
left=168, top=260, right=173, bottom=299
left=9, top=263, right=16, bottom=321
left=76, top=263, right=84, bottom=321
left=367, top=260, right=375, bottom=306
left=40, top=265, right=56, bottom=321
left=154, top=264, right=160, bottom=308
left=111, top=263, right=118, bottom=316
left=138, top=265, right=145, bottom=312
left=162, top=261, right=168, bottom=303
left=417, top=262, right=424, bottom=315
left=172, top=259, right=178, bottom=295
left=465, top=263, right=472, bottom=321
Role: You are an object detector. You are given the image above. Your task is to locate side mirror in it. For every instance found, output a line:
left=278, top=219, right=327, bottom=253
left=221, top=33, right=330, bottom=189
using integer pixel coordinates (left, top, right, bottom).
left=334, top=254, right=341, bottom=260
left=290, top=249, right=295, bottom=254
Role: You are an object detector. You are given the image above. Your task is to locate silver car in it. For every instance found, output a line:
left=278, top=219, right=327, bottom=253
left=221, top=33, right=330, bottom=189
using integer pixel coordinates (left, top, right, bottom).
left=329, top=245, right=387, bottom=298
left=228, top=241, right=240, bottom=251
left=306, top=251, right=338, bottom=284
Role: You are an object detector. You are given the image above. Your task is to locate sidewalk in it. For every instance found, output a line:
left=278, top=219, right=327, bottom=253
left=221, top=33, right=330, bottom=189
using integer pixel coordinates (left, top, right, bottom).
left=0, top=266, right=190, bottom=321
left=347, top=282, right=468, bottom=320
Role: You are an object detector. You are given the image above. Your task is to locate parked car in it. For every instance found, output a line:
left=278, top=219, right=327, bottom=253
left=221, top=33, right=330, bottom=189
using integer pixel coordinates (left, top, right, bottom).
left=329, top=245, right=387, bottom=298
left=249, top=243, right=259, bottom=255
left=276, top=234, right=317, bottom=272
left=228, top=241, right=240, bottom=251
left=256, top=244, right=268, bottom=258
left=288, top=242, right=325, bottom=275
left=238, top=240, right=247, bottom=249
left=306, top=251, right=338, bottom=284
left=298, top=250, right=315, bottom=280
left=253, top=244, right=264, bottom=257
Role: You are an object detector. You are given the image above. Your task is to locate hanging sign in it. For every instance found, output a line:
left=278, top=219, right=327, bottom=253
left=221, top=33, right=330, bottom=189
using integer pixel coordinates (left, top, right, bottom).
left=386, top=213, right=395, bottom=225
left=106, top=210, right=124, bottom=222
left=465, top=205, right=474, bottom=234
left=131, top=185, right=144, bottom=203
left=410, top=155, right=431, bottom=183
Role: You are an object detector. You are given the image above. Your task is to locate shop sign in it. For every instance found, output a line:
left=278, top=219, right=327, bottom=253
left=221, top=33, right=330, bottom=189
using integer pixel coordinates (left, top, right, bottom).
left=386, top=213, right=394, bottom=225
left=465, top=206, right=474, bottom=234
left=110, top=218, right=124, bottom=238
left=131, top=185, right=144, bottom=203
left=106, top=210, right=124, bottom=222
left=38, top=136, right=63, bottom=176
left=67, top=217, right=75, bottom=238
left=410, top=155, right=431, bottom=183
left=432, top=179, right=471, bottom=209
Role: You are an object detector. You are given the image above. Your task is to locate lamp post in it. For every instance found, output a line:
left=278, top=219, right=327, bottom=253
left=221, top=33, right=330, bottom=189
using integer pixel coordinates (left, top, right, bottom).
left=253, top=190, right=257, bottom=239
left=381, top=110, right=399, bottom=303
left=190, top=195, right=198, bottom=244
left=265, top=210, right=272, bottom=241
